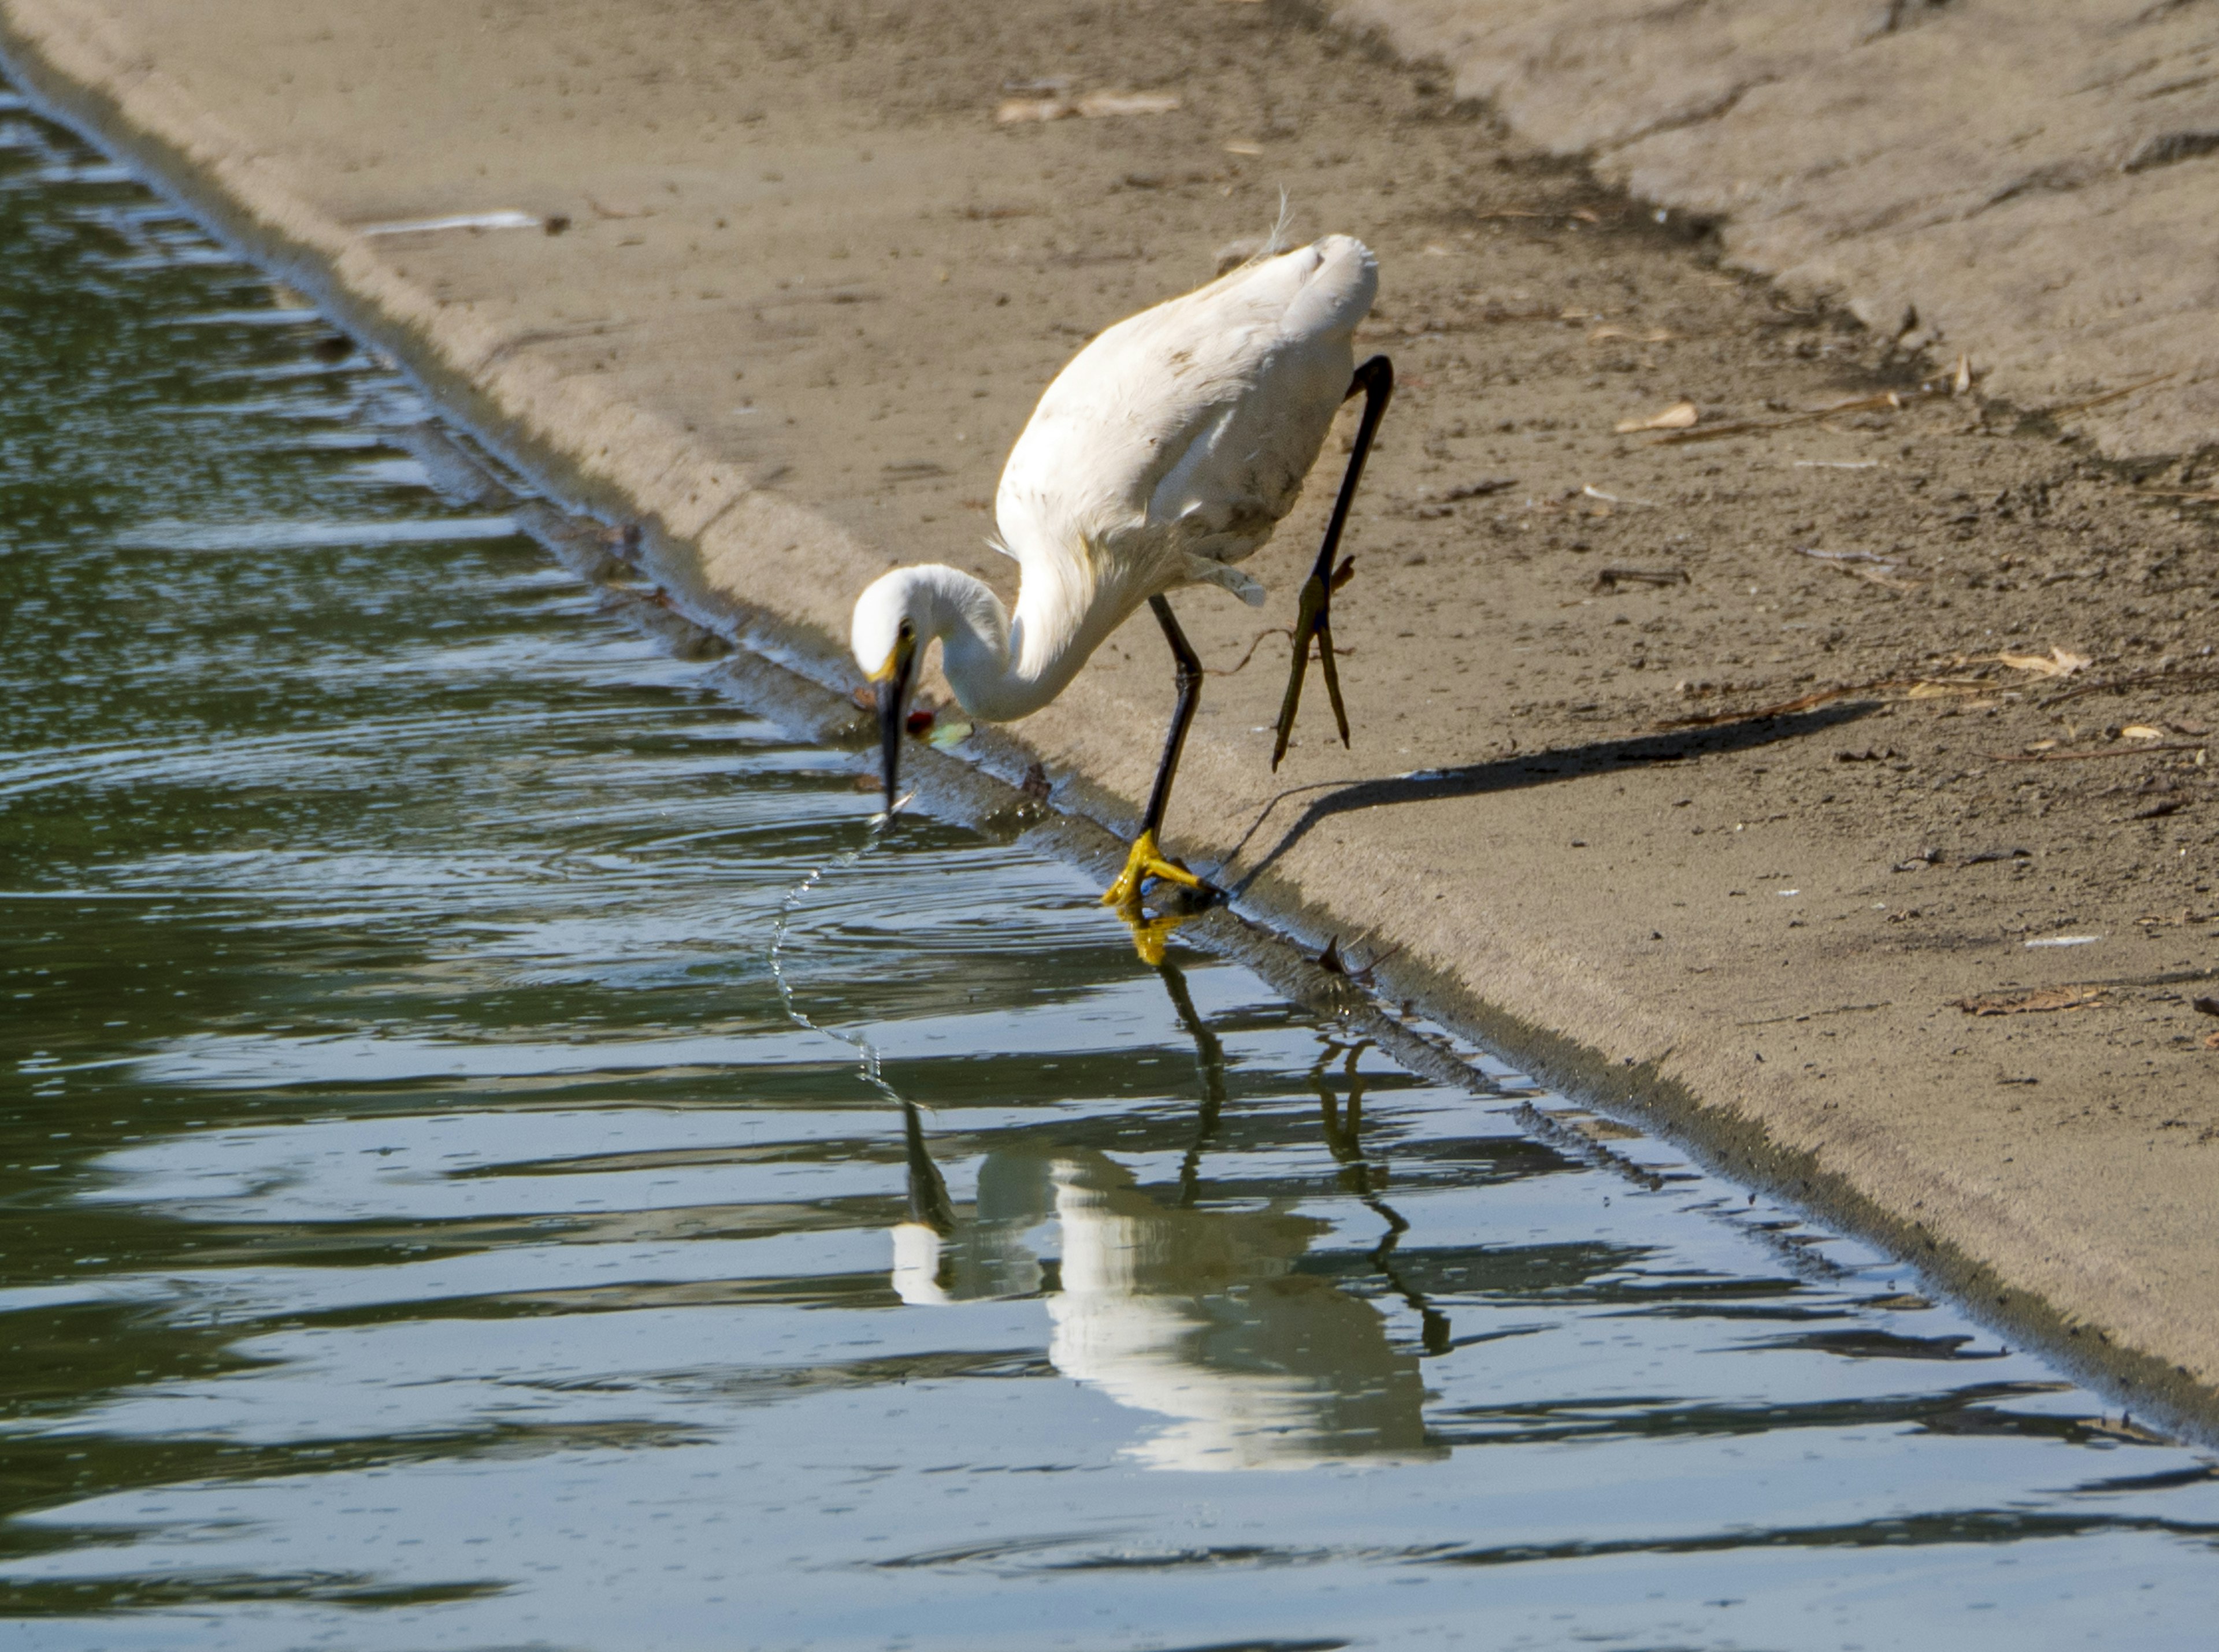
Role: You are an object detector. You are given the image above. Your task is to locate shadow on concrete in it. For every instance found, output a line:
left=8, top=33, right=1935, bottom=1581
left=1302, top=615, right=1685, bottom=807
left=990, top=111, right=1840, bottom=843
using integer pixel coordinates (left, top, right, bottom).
left=1225, top=701, right=1881, bottom=893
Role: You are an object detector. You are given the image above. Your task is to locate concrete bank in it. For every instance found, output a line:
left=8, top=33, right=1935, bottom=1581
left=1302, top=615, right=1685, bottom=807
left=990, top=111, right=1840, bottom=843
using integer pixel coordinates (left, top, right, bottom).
left=5, top=0, right=2217, bottom=1434
left=1341, top=0, right=2219, bottom=460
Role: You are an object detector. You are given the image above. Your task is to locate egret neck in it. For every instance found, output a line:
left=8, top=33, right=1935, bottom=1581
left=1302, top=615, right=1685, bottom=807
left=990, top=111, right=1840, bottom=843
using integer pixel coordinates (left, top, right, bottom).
left=854, top=550, right=1132, bottom=727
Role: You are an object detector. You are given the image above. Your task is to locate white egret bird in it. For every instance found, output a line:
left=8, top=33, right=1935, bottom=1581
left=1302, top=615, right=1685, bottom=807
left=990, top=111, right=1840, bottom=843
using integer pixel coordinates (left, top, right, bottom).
left=850, top=233, right=1393, bottom=931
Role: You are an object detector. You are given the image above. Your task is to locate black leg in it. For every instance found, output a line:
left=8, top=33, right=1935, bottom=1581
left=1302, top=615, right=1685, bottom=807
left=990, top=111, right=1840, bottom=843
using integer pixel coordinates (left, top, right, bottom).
left=1159, top=958, right=1228, bottom=1208
left=1141, top=594, right=1204, bottom=839
left=1103, top=596, right=1211, bottom=931
left=1272, top=354, right=1394, bottom=771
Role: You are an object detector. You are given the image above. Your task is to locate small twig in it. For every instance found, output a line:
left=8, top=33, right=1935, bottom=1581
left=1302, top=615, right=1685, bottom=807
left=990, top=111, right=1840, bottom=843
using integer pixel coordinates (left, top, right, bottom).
left=1656, top=677, right=1909, bottom=731
left=1593, top=566, right=1688, bottom=592
left=1646, top=391, right=1929, bottom=448
left=2043, top=665, right=2219, bottom=707
left=1206, top=626, right=1292, bottom=678
left=2038, top=372, right=2175, bottom=420
left=1735, top=1001, right=1891, bottom=1028
left=1990, top=743, right=2207, bottom=763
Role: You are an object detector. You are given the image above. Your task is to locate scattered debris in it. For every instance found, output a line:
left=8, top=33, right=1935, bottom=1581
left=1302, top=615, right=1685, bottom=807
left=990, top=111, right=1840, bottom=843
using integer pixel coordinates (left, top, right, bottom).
left=1995, top=645, right=2091, bottom=678
left=1583, top=484, right=1661, bottom=507
left=2038, top=372, right=2175, bottom=420
left=1205, top=625, right=1291, bottom=678
left=1955, top=986, right=2106, bottom=1016
left=926, top=719, right=973, bottom=750
left=1315, top=935, right=1401, bottom=985
left=360, top=209, right=545, bottom=236
left=2194, top=997, right=2219, bottom=1018
left=1993, top=742, right=2205, bottom=763
left=1438, top=476, right=1518, bottom=500
left=1894, top=848, right=1941, bottom=871
left=1020, top=762, right=1052, bottom=802
left=1656, top=675, right=1906, bottom=731
left=995, top=88, right=1181, bottom=124
left=1646, top=389, right=1929, bottom=447
left=1961, top=847, right=2032, bottom=866
left=1794, top=459, right=1879, bottom=470
left=2120, top=724, right=2166, bottom=741
left=2043, top=664, right=2219, bottom=706
left=1593, top=566, right=1688, bottom=592
left=1615, top=398, right=1698, bottom=434
left=2025, top=934, right=2101, bottom=948
left=1801, top=547, right=1923, bottom=591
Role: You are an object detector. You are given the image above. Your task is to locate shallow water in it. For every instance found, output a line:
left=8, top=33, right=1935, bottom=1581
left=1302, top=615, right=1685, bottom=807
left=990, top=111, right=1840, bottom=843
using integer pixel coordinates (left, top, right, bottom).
left=5, top=84, right=2219, bottom=1651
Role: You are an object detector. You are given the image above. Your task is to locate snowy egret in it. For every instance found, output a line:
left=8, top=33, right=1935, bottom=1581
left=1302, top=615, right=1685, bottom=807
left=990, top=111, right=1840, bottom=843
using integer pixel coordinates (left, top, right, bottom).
left=851, top=234, right=1393, bottom=932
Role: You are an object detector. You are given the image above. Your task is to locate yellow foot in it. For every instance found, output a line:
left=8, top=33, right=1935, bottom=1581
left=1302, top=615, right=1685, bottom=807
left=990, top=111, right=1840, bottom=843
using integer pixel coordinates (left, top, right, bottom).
left=1120, top=909, right=1195, bottom=967
left=1101, top=828, right=1204, bottom=914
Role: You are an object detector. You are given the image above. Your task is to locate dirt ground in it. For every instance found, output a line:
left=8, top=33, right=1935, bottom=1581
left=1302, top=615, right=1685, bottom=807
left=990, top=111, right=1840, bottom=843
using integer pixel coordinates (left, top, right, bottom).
left=1338, top=0, right=2219, bottom=460
left=5, top=0, right=2217, bottom=1426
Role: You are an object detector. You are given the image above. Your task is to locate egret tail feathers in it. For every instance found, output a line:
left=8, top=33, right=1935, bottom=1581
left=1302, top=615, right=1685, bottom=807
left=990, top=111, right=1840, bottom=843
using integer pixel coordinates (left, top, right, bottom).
left=1182, top=555, right=1266, bottom=607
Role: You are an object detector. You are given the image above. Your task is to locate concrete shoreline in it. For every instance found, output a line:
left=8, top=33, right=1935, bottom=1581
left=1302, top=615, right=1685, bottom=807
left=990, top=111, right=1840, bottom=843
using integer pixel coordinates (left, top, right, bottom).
left=6, top=0, right=2217, bottom=1438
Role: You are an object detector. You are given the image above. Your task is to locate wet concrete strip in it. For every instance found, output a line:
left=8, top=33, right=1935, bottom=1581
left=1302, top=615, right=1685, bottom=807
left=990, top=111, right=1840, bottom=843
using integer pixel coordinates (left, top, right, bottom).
left=4, top=0, right=2217, bottom=1438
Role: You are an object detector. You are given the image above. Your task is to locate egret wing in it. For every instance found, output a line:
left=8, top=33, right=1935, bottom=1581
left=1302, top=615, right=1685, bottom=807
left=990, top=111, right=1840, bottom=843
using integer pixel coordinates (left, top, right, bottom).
left=996, top=236, right=1377, bottom=610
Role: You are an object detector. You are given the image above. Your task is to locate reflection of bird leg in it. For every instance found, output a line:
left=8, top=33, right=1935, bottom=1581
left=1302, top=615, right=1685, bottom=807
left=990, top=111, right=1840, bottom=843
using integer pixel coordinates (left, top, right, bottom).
left=1107, top=596, right=1215, bottom=960
left=901, top=1098, right=955, bottom=1234
left=1158, top=959, right=1229, bottom=1208
left=1313, top=1038, right=1373, bottom=1192
left=1272, top=354, right=1394, bottom=771
left=1313, top=1039, right=1452, bottom=1355
left=1363, top=1194, right=1453, bottom=1357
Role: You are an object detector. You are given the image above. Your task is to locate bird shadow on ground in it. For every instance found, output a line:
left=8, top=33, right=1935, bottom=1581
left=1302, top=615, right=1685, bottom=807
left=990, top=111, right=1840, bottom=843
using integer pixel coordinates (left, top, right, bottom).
left=1222, top=700, right=1882, bottom=894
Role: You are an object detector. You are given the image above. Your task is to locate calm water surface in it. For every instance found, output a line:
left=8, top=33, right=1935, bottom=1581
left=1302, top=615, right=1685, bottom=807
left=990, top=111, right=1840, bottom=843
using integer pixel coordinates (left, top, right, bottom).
left=5, top=84, right=2219, bottom=1651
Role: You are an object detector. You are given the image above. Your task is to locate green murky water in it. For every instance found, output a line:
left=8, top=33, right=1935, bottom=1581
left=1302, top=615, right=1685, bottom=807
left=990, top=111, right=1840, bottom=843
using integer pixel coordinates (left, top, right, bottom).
left=5, top=81, right=2219, bottom=1651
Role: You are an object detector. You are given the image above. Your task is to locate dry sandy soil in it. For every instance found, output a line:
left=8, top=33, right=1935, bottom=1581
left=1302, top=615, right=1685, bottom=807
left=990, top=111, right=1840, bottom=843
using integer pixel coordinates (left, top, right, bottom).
left=3, top=0, right=2216, bottom=1427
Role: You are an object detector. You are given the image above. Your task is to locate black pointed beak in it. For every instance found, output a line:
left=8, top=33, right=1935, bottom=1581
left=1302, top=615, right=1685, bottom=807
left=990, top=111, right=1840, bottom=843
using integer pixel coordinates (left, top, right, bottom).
left=874, top=644, right=916, bottom=816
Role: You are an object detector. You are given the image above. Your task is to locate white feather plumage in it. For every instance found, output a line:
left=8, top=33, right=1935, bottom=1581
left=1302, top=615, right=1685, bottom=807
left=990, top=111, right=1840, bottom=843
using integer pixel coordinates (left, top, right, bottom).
left=852, top=236, right=1378, bottom=725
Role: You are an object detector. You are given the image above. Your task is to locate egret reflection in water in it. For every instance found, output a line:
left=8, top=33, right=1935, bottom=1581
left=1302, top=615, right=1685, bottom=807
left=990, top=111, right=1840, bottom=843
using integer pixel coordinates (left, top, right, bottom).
left=890, top=963, right=1444, bottom=1470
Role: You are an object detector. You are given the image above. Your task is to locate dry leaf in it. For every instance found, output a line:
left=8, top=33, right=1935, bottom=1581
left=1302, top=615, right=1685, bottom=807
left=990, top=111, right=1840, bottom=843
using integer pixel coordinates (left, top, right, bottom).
left=1954, top=986, right=2107, bottom=1016
left=1951, top=353, right=1972, bottom=395
left=1590, top=324, right=1674, bottom=344
left=1996, top=647, right=2091, bottom=678
left=1908, top=679, right=1990, bottom=699
left=1615, top=399, right=1698, bottom=435
left=2121, top=725, right=2166, bottom=741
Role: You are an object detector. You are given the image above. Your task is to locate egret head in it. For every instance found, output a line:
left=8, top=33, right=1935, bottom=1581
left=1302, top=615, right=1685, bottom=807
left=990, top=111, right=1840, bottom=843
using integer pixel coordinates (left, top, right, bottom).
left=851, top=571, right=924, bottom=815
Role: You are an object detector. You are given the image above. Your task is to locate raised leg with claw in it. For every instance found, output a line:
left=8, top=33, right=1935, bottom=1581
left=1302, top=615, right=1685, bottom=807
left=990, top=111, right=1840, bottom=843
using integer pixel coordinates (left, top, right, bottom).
left=1104, top=596, right=1211, bottom=958
left=1273, top=354, right=1394, bottom=770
